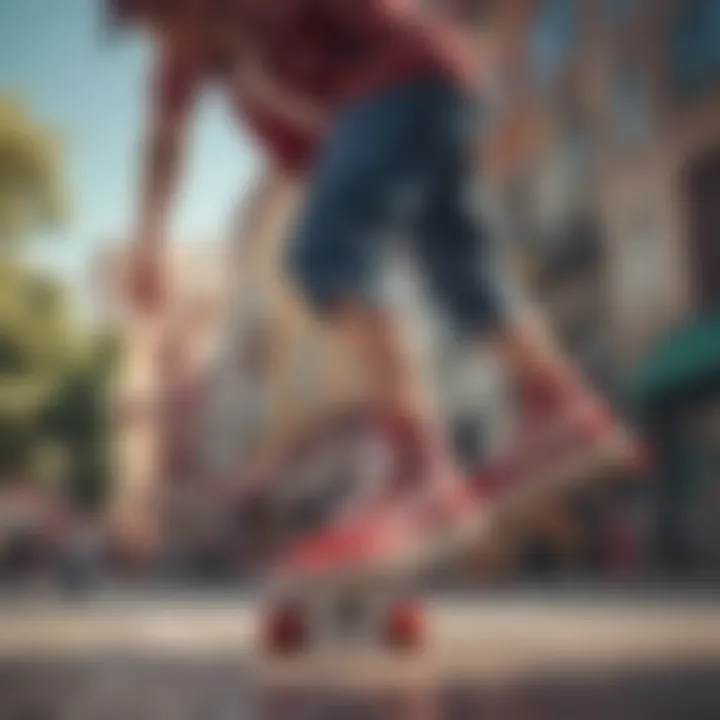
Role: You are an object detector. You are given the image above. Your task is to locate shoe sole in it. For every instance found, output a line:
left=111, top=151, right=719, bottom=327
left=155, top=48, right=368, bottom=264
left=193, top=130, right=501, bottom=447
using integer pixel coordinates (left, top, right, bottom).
left=429, top=425, right=639, bottom=569
left=264, top=427, right=638, bottom=602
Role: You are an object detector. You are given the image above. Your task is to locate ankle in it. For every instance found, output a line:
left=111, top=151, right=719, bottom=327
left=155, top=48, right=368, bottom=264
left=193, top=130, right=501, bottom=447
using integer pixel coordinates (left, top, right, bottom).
left=516, top=366, right=589, bottom=408
left=376, top=408, right=454, bottom=484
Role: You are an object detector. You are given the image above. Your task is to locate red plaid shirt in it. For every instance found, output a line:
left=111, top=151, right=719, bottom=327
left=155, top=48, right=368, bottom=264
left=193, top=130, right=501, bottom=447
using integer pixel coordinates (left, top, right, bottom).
left=236, top=0, right=475, bottom=108
left=154, top=41, right=318, bottom=173
left=235, top=98, right=319, bottom=173
left=151, top=1, right=472, bottom=172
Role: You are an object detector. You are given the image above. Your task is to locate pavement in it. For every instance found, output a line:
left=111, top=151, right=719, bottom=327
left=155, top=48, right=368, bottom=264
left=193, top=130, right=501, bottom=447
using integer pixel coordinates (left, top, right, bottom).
left=1, top=592, right=719, bottom=719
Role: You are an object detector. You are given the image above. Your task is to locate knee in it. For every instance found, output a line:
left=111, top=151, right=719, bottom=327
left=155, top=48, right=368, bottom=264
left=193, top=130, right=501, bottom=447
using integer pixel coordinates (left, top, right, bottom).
left=432, top=264, right=511, bottom=337
left=286, top=228, right=314, bottom=296
left=286, top=226, right=346, bottom=314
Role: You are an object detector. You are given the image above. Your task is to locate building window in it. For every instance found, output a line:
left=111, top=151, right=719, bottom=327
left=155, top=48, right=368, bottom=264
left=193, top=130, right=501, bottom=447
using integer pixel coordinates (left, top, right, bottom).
left=612, top=66, right=651, bottom=146
left=531, top=0, right=577, bottom=89
left=533, top=130, right=593, bottom=240
left=686, top=148, right=720, bottom=309
left=670, top=0, right=720, bottom=100
left=605, top=0, right=640, bottom=25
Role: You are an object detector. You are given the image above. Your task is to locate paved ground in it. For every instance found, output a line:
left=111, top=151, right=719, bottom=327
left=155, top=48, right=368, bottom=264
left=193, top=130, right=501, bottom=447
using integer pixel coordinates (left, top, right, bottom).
left=1, top=593, right=719, bottom=719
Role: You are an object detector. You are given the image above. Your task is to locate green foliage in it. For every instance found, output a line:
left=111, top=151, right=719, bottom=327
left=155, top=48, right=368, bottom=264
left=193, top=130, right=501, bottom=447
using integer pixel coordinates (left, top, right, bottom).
left=0, top=263, right=119, bottom=509
left=42, top=333, right=119, bottom=510
left=0, top=262, right=76, bottom=473
left=0, top=262, right=78, bottom=375
left=0, top=99, right=115, bottom=511
left=0, top=96, right=68, bottom=249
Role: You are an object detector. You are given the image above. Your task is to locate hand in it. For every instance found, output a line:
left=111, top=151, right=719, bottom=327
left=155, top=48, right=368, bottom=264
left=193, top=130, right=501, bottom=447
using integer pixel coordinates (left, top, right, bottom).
left=127, top=240, right=166, bottom=315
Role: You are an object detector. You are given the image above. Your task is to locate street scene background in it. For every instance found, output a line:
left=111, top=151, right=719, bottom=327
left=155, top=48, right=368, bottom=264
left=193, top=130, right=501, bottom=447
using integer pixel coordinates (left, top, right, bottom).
left=1, top=0, right=720, bottom=717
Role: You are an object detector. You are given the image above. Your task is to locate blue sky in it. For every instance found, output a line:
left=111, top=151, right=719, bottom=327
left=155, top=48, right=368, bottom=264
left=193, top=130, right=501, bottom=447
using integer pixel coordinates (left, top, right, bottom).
left=0, top=0, right=259, bottom=292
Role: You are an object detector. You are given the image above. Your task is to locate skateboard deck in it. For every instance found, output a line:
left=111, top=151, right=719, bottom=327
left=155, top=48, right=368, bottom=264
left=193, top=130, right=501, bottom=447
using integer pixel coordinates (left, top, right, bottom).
left=252, top=414, right=639, bottom=655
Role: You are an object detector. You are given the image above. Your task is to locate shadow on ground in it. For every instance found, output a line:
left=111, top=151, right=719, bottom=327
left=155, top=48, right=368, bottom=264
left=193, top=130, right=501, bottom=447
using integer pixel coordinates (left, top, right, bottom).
left=1, top=655, right=719, bottom=719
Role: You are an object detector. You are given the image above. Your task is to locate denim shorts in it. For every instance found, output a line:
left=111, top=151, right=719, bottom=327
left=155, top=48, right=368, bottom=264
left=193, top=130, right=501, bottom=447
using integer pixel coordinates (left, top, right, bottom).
left=287, top=77, right=511, bottom=334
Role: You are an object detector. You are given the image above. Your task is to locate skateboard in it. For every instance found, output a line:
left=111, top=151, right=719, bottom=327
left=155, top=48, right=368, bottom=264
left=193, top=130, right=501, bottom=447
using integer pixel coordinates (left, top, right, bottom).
left=255, top=477, right=483, bottom=656
left=237, top=409, right=434, bottom=655
left=252, top=410, right=640, bottom=656
left=230, top=407, right=392, bottom=563
left=261, top=578, right=427, bottom=655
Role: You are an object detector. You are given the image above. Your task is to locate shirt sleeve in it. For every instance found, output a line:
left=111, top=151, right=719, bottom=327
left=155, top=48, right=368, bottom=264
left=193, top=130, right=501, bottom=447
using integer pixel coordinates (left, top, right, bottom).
left=323, top=0, right=421, bottom=31
left=152, top=42, right=203, bottom=117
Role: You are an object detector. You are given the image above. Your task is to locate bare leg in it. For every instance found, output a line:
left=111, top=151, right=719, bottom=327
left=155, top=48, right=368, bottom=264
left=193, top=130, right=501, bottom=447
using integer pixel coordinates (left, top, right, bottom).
left=332, top=303, right=433, bottom=423
left=326, top=301, right=460, bottom=493
left=488, top=309, right=584, bottom=400
left=327, top=298, right=617, bottom=471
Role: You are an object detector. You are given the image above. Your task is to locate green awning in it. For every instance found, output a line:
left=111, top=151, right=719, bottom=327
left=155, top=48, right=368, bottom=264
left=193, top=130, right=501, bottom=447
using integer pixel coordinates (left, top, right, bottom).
left=632, top=312, right=720, bottom=404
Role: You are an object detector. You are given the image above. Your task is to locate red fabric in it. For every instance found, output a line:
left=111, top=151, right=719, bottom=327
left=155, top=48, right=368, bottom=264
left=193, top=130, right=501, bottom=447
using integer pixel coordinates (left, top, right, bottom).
left=153, top=44, right=200, bottom=114
left=235, top=98, right=319, bottom=173
left=153, top=44, right=318, bottom=172
left=151, top=1, right=475, bottom=171
left=235, top=0, right=475, bottom=108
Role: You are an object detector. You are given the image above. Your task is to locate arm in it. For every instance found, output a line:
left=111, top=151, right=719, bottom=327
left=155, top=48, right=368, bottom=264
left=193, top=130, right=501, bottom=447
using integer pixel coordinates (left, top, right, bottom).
left=130, top=39, right=200, bottom=311
left=136, top=42, right=198, bottom=250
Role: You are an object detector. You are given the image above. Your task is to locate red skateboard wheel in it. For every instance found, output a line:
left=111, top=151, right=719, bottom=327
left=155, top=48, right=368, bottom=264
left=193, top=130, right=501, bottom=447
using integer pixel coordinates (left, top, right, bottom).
left=384, top=600, right=426, bottom=650
left=262, top=603, right=308, bottom=655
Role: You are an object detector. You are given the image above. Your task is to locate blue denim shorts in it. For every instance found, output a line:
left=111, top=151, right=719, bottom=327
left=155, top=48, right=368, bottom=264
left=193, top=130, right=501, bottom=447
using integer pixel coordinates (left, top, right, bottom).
left=288, top=77, right=512, bottom=334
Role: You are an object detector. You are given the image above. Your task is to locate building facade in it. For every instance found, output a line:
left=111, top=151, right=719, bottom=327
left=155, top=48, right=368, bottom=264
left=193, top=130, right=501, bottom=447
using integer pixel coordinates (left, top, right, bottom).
left=492, top=0, right=720, bottom=382
left=95, top=242, right=228, bottom=553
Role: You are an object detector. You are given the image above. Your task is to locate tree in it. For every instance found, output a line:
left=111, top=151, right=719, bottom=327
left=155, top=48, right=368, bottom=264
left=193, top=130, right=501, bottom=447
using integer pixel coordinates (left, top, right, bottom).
left=0, top=254, right=117, bottom=511
left=0, top=262, right=80, bottom=475
left=0, top=97, right=74, bottom=479
left=42, top=332, right=119, bottom=510
left=0, top=96, right=67, bottom=250
left=0, top=98, right=115, bottom=511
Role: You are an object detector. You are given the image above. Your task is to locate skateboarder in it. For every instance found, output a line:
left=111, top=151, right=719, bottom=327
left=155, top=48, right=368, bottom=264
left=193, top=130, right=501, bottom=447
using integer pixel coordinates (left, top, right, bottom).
left=114, top=0, right=640, bottom=621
